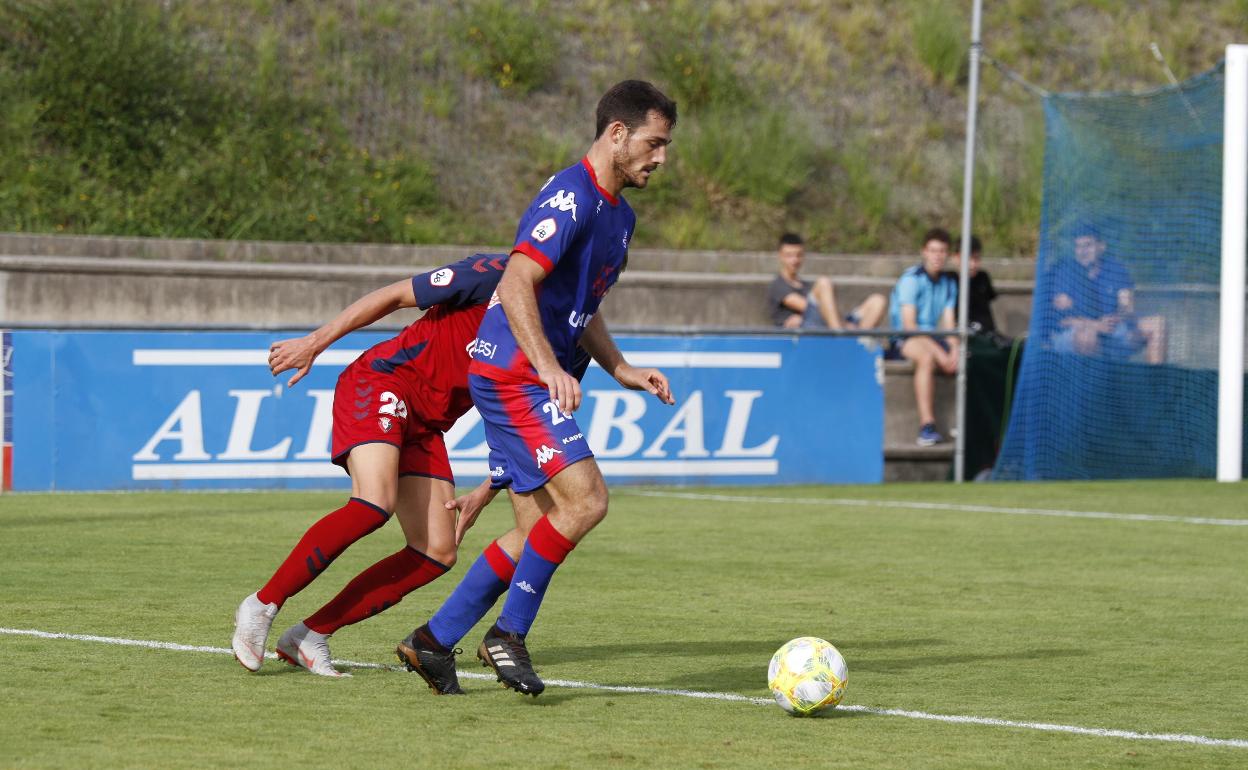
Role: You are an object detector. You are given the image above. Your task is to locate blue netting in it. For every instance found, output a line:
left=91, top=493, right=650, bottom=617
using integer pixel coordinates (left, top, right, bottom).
left=994, top=63, right=1248, bottom=480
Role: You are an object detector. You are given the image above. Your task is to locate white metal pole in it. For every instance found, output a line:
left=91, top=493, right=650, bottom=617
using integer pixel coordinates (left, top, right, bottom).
left=1218, top=45, right=1247, bottom=483
left=954, top=0, right=984, bottom=482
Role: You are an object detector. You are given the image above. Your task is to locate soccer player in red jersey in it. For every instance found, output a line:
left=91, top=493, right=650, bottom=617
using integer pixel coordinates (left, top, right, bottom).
left=230, top=253, right=511, bottom=677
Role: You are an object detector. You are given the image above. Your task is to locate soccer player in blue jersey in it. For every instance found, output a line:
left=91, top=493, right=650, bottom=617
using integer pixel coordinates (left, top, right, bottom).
left=394, top=80, right=678, bottom=696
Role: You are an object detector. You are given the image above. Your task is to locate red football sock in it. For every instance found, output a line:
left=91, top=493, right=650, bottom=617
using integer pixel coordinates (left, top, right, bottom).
left=256, top=497, right=389, bottom=607
left=304, top=547, right=450, bottom=634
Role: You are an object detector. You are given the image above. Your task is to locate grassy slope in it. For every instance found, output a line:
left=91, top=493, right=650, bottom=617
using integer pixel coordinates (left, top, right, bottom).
left=1, top=480, right=1246, bottom=768
left=2, top=0, right=1245, bottom=256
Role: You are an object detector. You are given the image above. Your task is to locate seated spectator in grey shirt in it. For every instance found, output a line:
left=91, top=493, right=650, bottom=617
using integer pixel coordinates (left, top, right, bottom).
left=767, top=232, right=887, bottom=330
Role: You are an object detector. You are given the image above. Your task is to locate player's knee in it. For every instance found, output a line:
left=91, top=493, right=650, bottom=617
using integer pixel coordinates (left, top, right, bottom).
left=422, top=544, right=457, bottom=569
left=813, top=276, right=833, bottom=295
left=355, top=488, right=397, bottom=517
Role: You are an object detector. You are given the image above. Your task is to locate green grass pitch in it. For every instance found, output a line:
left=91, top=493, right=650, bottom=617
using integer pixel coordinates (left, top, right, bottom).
left=2, top=480, right=1246, bottom=769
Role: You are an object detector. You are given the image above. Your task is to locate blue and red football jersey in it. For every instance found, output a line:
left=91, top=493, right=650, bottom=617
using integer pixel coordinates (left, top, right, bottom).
left=468, top=157, right=634, bottom=383
left=350, top=253, right=507, bottom=432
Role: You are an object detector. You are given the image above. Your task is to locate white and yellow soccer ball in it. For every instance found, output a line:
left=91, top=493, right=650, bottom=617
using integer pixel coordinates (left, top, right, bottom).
left=767, top=637, right=848, bottom=716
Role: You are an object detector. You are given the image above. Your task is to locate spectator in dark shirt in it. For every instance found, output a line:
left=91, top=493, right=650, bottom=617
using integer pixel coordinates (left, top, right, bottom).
left=767, top=232, right=886, bottom=330
left=944, top=234, right=999, bottom=334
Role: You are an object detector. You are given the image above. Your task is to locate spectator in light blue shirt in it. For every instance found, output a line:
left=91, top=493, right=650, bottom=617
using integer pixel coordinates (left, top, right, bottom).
left=888, top=227, right=959, bottom=446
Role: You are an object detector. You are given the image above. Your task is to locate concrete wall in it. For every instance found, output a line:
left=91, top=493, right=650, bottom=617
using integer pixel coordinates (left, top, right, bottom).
left=1, top=233, right=1037, bottom=333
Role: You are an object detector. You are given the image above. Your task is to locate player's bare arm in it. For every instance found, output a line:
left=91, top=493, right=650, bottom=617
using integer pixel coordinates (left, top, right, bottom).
left=269, top=278, right=418, bottom=387
left=446, top=478, right=501, bottom=545
left=497, top=253, right=582, bottom=412
left=581, top=314, right=674, bottom=405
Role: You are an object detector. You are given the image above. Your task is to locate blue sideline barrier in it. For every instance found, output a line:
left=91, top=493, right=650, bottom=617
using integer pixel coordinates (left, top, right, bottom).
left=8, top=330, right=882, bottom=490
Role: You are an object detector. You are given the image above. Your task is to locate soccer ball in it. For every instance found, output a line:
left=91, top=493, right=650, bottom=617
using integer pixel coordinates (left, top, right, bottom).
left=767, top=637, right=848, bottom=716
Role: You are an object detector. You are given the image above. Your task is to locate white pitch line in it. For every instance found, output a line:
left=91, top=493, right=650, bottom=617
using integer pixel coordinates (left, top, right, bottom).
left=620, top=490, right=1248, bottom=527
left=2, top=627, right=1246, bottom=750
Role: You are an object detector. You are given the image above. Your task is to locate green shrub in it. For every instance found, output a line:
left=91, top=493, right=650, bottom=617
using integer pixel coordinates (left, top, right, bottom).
left=644, top=0, right=746, bottom=111
left=677, top=107, right=814, bottom=206
left=453, top=0, right=558, bottom=94
left=0, top=0, right=225, bottom=182
left=0, top=0, right=440, bottom=242
left=911, top=0, right=966, bottom=86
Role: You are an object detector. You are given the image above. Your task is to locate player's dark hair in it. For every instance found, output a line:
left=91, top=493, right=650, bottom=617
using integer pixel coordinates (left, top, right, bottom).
left=922, top=227, right=952, bottom=247
left=779, top=232, right=804, bottom=247
left=595, top=80, right=678, bottom=138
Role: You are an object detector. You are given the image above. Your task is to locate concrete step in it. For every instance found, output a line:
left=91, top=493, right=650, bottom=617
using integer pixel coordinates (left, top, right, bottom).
left=882, top=359, right=958, bottom=447
left=883, top=444, right=954, bottom=481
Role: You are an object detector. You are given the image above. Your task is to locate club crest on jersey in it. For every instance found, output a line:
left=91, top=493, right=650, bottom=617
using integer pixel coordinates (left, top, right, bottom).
left=531, top=217, right=557, bottom=243
left=539, top=189, right=578, bottom=221
left=378, top=416, right=393, bottom=433
left=535, top=444, right=562, bottom=468
left=429, top=268, right=454, bottom=287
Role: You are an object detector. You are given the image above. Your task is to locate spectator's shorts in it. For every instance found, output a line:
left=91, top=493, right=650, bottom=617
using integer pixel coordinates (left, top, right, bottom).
left=886, top=334, right=951, bottom=360
left=800, top=292, right=863, bottom=329
left=1051, top=318, right=1145, bottom=360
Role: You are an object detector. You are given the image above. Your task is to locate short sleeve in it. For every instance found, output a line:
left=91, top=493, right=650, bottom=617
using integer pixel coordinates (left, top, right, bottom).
left=894, top=272, right=920, bottom=307
left=512, top=184, right=591, bottom=273
left=411, top=254, right=508, bottom=310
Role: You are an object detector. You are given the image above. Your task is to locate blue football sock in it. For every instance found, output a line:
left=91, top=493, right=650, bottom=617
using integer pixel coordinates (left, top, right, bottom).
left=496, top=540, right=559, bottom=636
left=427, top=544, right=515, bottom=648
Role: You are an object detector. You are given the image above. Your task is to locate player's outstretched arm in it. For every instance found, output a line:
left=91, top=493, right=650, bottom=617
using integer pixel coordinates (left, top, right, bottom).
left=581, top=314, right=675, bottom=405
left=269, top=278, right=417, bottom=387
left=448, top=478, right=502, bottom=545
left=498, top=253, right=582, bottom=411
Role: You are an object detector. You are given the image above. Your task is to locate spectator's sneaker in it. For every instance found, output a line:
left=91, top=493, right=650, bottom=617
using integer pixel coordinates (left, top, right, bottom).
left=917, top=423, right=943, bottom=446
left=275, top=622, right=350, bottom=678
left=477, top=624, right=544, bottom=696
left=231, top=592, right=278, bottom=672
left=396, top=626, right=464, bottom=695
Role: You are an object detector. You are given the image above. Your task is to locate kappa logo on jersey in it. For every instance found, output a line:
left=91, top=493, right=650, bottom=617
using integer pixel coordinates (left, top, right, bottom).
left=622, top=229, right=630, bottom=249
left=561, top=432, right=584, bottom=445
left=539, top=189, right=578, bottom=222
left=535, top=444, right=563, bottom=468
left=429, top=268, right=454, bottom=287
left=531, top=217, right=558, bottom=243
left=596, top=199, right=603, bottom=215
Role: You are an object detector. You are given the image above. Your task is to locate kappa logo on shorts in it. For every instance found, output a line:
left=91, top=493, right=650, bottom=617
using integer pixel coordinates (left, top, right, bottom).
left=534, top=444, right=563, bottom=468
left=531, top=217, right=557, bottom=243
left=429, top=268, right=454, bottom=287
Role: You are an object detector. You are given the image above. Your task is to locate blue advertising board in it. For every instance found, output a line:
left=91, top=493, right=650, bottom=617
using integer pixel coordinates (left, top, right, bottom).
left=9, top=330, right=882, bottom=490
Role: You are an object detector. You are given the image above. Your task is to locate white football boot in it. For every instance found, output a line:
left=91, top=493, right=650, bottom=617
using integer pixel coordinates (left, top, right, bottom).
left=275, top=622, right=350, bottom=678
left=231, top=592, right=279, bottom=672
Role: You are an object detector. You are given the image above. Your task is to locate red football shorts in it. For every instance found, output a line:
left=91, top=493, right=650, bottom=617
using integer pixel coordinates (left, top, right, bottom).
left=329, top=361, right=453, bottom=482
